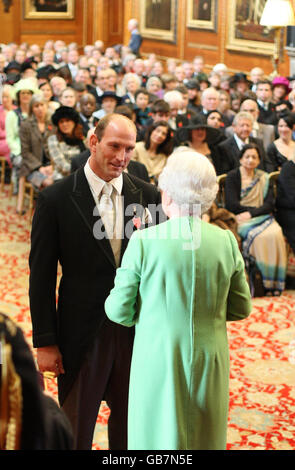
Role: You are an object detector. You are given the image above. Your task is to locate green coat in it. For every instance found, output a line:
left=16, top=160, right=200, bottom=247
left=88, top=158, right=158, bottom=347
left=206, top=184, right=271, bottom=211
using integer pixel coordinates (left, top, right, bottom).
left=105, top=217, right=251, bottom=450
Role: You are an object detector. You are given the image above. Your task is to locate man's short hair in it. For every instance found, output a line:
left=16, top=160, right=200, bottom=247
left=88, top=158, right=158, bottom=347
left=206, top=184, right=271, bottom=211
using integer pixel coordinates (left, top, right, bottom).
left=256, top=80, right=273, bottom=90
left=94, top=113, right=136, bottom=141
left=150, top=99, right=170, bottom=114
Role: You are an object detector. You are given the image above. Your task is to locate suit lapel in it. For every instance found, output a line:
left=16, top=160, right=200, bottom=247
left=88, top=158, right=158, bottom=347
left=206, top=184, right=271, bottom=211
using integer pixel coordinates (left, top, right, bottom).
left=120, top=173, right=144, bottom=261
left=69, top=168, right=116, bottom=267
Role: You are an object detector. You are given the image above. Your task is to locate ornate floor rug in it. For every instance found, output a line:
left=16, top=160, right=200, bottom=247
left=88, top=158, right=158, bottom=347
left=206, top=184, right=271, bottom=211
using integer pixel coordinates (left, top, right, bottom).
left=0, top=188, right=294, bottom=451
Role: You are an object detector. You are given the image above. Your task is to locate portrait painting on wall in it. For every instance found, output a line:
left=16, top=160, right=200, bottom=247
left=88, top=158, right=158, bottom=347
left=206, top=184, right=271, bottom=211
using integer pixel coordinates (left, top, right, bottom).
left=227, top=0, right=275, bottom=55
left=140, top=0, right=177, bottom=43
left=24, top=0, right=75, bottom=19
left=187, top=0, right=217, bottom=31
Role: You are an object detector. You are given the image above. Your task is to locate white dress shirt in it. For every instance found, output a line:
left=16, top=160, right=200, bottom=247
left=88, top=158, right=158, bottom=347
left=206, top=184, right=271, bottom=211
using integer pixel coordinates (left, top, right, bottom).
left=84, top=158, right=123, bottom=266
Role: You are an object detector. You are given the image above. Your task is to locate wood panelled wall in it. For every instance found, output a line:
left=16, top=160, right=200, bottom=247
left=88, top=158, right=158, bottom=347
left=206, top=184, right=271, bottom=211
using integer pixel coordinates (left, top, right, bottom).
left=0, top=0, right=291, bottom=77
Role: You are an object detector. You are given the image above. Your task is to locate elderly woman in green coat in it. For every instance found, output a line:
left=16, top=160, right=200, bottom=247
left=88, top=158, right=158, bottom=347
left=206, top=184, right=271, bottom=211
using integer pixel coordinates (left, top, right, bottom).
left=105, top=150, right=252, bottom=450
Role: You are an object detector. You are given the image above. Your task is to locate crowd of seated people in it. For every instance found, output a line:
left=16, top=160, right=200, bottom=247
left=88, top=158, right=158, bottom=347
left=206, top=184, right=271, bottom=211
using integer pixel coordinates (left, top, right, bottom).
left=0, top=40, right=295, bottom=295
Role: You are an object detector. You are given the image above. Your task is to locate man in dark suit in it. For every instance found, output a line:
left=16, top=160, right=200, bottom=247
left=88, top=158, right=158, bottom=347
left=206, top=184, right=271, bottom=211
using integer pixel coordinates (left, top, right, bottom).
left=256, top=80, right=277, bottom=125
left=29, top=114, right=162, bottom=450
left=218, top=111, right=274, bottom=174
left=225, top=98, right=275, bottom=151
left=127, top=18, right=142, bottom=56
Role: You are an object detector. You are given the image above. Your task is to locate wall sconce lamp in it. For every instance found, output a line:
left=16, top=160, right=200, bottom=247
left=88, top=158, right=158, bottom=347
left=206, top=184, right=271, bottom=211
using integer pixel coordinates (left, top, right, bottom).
left=260, top=0, right=295, bottom=77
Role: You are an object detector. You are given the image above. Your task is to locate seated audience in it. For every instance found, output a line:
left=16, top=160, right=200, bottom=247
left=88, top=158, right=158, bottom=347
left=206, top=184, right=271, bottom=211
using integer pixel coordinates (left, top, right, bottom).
left=218, top=111, right=272, bottom=174
left=178, top=114, right=224, bottom=175
left=19, top=94, right=54, bottom=190
left=48, top=106, right=86, bottom=181
left=186, top=79, right=202, bottom=114
left=256, top=80, right=277, bottom=125
left=146, top=76, right=164, bottom=101
left=6, top=78, right=39, bottom=193
left=225, top=143, right=287, bottom=296
left=121, top=72, right=141, bottom=104
left=38, top=81, right=60, bottom=113
left=272, top=76, right=291, bottom=104
left=0, top=84, right=16, bottom=168
left=78, top=93, right=97, bottom=135
left=134, top=88, right=151, bottom=130
left=218, top=90, right=235, bottom=126
left=92, top=91, right=122, bottom=122
left=266, top=113, right=295, bottom=171
left=226, top=98, right=275, bottom=152
left=229, top=73, right=251, bottom=96
left=132, top=120, right=173, bottom=184
left=59, top=86, right=78, bottom=109
left=250, top=67, right=265, bottom=92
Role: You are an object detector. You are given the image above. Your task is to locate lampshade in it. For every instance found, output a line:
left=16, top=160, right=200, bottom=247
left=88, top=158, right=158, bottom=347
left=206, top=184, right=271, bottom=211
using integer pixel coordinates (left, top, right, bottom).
left=260, top=0, right=295, bottom=26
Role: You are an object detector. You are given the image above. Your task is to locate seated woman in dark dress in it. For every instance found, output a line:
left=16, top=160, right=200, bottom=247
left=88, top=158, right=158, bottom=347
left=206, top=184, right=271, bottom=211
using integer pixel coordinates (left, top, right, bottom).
left=225, top=143, right=287, bottom=296
left=266, top=113, right=295, bottom=171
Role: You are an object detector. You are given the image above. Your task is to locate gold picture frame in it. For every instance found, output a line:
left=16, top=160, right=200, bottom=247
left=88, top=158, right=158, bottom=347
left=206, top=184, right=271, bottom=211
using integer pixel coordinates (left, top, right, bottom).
left=140, top=0, right=177, bottom=43
left=227, top=0, right=275, bottom=56
left=24, top=0, right=75, bottom=19
left=187, top=0, right=217, bottom=32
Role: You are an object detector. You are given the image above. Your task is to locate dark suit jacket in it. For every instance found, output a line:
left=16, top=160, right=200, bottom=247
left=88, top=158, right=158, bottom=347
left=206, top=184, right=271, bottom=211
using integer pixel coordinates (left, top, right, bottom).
left=29, top=168, right=162, bottom=404
left=217, top=135, right=274, bottom=174
left=128, top=32, right=142, bottom=55
left=70, top=149, right=150, bottom=183
left=257, top=102, right=277, bottom=125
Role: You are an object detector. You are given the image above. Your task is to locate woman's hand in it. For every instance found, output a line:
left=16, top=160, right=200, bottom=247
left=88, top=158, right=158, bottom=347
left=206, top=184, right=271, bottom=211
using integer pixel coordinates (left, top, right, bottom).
left=236, top=211, right=251, bottom=223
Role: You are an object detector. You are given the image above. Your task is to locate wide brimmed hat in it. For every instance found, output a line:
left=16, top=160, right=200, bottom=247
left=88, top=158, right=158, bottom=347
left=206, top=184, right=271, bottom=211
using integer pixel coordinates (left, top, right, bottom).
left=98, top=91, right=122, bottom=105
left=4, top=61, right=21, bottom=74
left=186, top=79, right=200, bottom=91
left=13, top=77, right=40, bottom=95
left=177, top=114, right=221, bottom=145
left=51, top=106, right=80, bottom=126
left=272, top=76, right=292, bottom=93
left=229, top=72, right=251, bottom=86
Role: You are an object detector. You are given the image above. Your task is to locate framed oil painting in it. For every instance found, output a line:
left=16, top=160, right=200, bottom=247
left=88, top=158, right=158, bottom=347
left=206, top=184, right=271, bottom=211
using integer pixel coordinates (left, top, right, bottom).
left=227, top=0, right=275, bottom=55
left=187, top=0, right=217, bottom=32
left=140, top=0, right=178, bottom=43
left=24, top=0, right=75, bottom=19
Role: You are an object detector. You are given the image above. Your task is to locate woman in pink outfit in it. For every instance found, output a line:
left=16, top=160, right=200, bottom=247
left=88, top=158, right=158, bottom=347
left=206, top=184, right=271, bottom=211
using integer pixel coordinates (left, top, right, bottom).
left=0, top=84, right=16, bottom=166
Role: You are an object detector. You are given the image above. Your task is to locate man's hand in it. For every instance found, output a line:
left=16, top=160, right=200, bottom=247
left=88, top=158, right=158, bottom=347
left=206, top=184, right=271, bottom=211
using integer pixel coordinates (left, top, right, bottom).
left=37, top=345, right=65, bottom=377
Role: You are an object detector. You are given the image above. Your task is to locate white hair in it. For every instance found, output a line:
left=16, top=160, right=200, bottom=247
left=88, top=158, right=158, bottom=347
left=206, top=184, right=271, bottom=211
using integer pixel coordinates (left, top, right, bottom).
left=233, top=111, right=254, bottom=126
left=146, top=76, right=162, bottom=89
left=158, top=149, right=218, bottom=215
left=122, top=72, right=141, bottom=88
left=164, top=90, right=183, bottom=106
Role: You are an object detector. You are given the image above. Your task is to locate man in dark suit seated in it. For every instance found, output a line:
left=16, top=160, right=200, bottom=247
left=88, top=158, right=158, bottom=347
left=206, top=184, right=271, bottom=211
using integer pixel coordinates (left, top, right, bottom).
left=256, top=80, right=277, bottom=125
left=225, top=98, right=275, bottom=151
left=218, top=111, right=274, bottom=174
left=29, top=114, right=162, bottom=450
left=78, top=93, right=97, bottom=136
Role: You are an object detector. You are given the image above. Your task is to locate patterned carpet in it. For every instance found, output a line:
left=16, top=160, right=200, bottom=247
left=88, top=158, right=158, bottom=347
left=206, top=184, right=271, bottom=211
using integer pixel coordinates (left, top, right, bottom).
left=0, top=187, right=295, bottom=451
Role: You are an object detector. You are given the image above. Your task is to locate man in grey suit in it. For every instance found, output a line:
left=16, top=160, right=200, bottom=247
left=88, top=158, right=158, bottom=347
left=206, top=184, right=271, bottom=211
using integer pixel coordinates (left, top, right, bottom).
left=225, top=99, right=275, bottom=151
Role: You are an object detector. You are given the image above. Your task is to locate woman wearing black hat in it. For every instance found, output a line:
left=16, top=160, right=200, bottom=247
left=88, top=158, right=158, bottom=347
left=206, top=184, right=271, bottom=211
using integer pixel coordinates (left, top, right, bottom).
left=177, top=114, right=225, bottom=175
left=48, top=106, right=86, bottom=181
